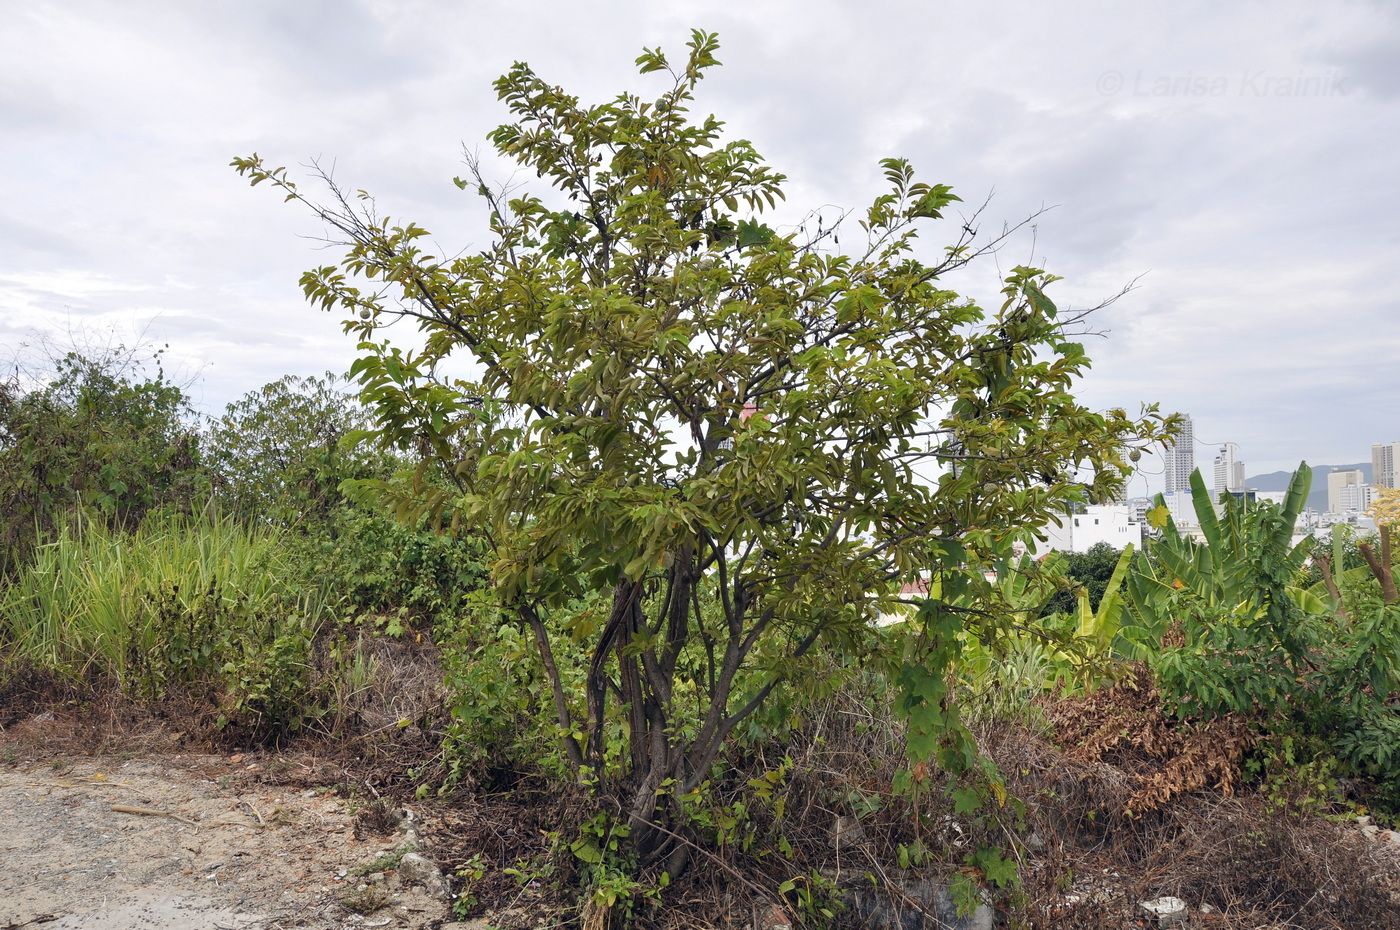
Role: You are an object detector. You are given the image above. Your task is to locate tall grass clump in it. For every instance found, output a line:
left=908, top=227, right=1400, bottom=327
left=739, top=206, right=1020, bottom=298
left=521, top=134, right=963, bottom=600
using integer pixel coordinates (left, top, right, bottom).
left=0, top=511, right=336, bottom=740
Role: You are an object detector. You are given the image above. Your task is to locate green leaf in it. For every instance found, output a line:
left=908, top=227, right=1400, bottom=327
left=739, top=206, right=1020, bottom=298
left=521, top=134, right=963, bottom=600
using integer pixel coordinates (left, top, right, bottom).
left=951, top=786, right=982, bottom=815
left=975, top=847, right=1018, bottom=888
left=737, top=220, right=774, bottom=249
left=570, top=838, right=603, bottom=864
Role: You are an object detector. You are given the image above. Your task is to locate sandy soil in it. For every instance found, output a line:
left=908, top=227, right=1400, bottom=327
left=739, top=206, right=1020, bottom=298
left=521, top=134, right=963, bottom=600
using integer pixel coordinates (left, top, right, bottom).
left=0, top=753, right=460, bottom=930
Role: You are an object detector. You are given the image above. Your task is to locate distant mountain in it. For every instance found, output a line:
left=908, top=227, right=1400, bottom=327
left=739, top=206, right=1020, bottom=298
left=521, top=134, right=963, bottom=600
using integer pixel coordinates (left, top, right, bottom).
left=1244, top=463, right=1372, bottom=512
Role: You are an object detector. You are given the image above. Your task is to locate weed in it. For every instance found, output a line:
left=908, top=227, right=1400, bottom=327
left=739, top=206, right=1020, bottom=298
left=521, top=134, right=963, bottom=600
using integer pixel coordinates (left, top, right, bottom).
left=353, top=797, right=401, bottom=839
left=452, top=853, right=488, bottom=919
left=351, top=842, right=417, bottom=877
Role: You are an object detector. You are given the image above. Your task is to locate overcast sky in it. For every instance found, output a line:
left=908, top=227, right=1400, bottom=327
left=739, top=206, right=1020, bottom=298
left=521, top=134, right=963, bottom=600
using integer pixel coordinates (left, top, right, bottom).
left=3, top=1, right=1397, bottom=493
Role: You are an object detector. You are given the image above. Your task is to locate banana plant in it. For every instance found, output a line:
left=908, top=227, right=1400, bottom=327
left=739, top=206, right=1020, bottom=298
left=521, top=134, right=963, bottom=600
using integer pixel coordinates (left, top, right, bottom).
left=1074, top=542, right=1134, bottom=652
left=1121, top=462, right=1321, bottom=650
left=948, top=551, right=1066, bottom=674
left=959, top=547, right=1136, bottom=692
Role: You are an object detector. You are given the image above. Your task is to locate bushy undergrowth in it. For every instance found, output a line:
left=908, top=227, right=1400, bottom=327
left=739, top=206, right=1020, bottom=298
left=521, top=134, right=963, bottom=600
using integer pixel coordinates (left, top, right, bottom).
left=1122, top=466, right=1400, bottom=818
left=0, top=352, right=489, bottom=752
left=0, top=347, right=208, bottom=578
left=286, top=504, right=488, bottom=630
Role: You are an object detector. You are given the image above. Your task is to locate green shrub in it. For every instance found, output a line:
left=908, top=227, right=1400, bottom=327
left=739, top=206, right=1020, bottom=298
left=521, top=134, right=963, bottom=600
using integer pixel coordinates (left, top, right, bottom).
left=1245, top=734, right=1341, bottom=817
left=286, top=504, right=487, bottom=629
left=208, top=373, right=390, bottom=525
left=1039, top=542, right=1125, bottom=618
left=209, top=374, right=488, bottom=632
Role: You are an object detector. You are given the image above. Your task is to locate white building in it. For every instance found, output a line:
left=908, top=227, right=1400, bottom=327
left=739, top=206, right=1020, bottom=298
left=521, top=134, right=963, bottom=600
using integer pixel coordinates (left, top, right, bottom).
left=1213, top=442, right=1245, bottom=496
left=1310, top=510, right=1379, bottom=540
left=1163, top=414, right=1195, bottom=495
left=1336, top=482, right=1377, bottom=514
left=1160, top=490, right=1198, bottom=527
left=1373, top=441, right=1400, bottom=489
left=1327, top=468, right=1366, bottom=514
left=1039, top=504, right=1143, bottom=553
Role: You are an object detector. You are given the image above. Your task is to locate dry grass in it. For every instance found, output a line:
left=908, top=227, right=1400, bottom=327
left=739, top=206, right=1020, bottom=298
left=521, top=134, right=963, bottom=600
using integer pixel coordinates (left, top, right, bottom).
left=4, top=655, right=1397, bottom=929
left=993, top=681, right=1400, bottom=930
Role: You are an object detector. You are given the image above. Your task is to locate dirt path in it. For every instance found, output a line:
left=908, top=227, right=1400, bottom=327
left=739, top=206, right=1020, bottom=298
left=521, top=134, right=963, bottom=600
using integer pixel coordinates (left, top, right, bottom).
left=0, top=755, right=459, bottom=930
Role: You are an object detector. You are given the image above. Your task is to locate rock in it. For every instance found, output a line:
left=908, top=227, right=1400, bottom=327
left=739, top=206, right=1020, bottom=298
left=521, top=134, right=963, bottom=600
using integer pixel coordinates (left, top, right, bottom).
left=1025, top=831, right=1045, bottom=852
left=753, top=902, right=792, bottom=930
left=1356, top=815, right=1374, bottom=827
left=401, top=811, right=421, bottom=848
left=1361, top=824, right=1381, bottom=840
left=1383, top=830, right=1400, bottom=847
left=844, top=877, right=992, bottom=930
left=1140, top=896, right=1188, bottom=927
left=833, top=815, right=866, bottom=851
left=397, top=851, right=449, bottom=899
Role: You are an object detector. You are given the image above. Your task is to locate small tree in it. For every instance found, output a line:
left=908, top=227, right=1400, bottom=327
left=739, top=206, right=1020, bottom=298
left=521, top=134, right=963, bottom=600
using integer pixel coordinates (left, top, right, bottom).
left=208, top=373, right=388, bottom=524
left=236, top=31, right=1167, bottom=868
left=1040, top=541, right=1125, bottom=617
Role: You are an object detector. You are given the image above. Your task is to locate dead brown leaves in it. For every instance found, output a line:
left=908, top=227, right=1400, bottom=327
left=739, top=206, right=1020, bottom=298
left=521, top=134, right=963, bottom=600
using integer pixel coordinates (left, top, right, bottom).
left=1048, top=665, right=1252, bottom=816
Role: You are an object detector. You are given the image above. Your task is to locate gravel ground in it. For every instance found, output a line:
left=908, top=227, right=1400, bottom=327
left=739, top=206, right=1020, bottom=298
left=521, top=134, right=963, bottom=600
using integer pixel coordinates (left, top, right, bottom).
left=0, top=754, right=456, bottom=930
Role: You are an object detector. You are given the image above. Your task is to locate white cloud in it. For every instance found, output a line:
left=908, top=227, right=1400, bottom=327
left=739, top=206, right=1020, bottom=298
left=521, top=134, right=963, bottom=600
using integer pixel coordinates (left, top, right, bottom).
left=1, top=0, right=1396, bottom=478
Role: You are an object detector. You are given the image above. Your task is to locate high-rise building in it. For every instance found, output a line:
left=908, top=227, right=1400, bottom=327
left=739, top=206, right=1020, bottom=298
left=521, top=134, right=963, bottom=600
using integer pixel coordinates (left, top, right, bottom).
left=1327, top=468, right=1365, bottom=514
left=1163, top=414, right=1195, bottom=494
left=1213, top=442, right=1245, bottom=496
left=1162, top=490, right=1197, bottom=527
left=1337, top=483, right=1377, bottom=513
left=1374, top=441, right=1400, bottom=489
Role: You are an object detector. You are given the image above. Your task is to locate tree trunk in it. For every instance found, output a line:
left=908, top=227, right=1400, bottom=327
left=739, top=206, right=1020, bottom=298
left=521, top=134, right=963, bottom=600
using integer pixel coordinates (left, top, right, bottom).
left=1359, top=526, right=1397, bottom=605
left=1314, top=553, right=1350, bottom=621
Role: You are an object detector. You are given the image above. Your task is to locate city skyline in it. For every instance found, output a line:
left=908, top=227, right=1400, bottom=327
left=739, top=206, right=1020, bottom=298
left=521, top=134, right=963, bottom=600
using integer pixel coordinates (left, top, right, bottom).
left=1131, top=421, right=1398, bottom=517
left=1129, top=421, right=1397, bottom=500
